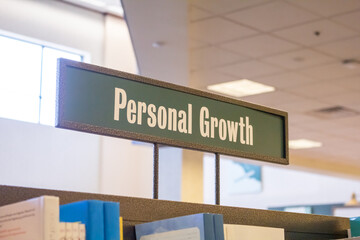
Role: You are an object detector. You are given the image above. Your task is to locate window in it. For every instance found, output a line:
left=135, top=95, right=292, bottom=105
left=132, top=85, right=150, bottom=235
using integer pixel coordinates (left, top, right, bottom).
left=0, top=32, right=84, bottom=126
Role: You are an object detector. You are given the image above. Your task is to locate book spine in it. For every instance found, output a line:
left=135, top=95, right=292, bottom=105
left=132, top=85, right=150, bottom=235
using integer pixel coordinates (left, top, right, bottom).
left=59, top=222, right=66, bottom=240
left=203, top=214, right=216, bottom=240
left=87, top=201, right=105, bottom=240
left=104, top=202, right=120, bottom=240
left=120, top=217, right=123, bottom=240
left=213, top=214, right=224, bottom=240
left=65, top=222, right=73, bottom=240
left=42, top=196, right=60, bottom=240
left=79, top=224, right=86, bottom=240
left=72, top=222, right=80, bottom=240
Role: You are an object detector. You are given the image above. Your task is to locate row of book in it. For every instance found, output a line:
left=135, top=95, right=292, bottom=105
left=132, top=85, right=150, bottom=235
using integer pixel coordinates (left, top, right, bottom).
left=135, top=213, right=285, bottom=240
left=0, top=195, right=120, bottom=240
left=1, top=195, right=359, bottom=240
left=59, top=222, right=86, bottom=240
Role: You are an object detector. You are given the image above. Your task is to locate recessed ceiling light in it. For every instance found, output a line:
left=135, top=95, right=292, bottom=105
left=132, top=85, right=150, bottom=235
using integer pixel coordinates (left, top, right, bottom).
left=289, top=139, right=322, bottom=149
left=207, top=79, right=275, bottom=98
left=342, top=59, right=360, bottom=69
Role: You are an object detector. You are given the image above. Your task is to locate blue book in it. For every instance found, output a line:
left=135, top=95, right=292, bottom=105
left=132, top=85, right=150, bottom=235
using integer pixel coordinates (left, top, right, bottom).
left=213, top=214, right=225, bottom=240
left=104, top=201, right=120, bottom=240
left=135, top=213, right=222, bottom=240
left=60, top=200, right=105, bottom=240
left=351, top=217, right=360, bottom=237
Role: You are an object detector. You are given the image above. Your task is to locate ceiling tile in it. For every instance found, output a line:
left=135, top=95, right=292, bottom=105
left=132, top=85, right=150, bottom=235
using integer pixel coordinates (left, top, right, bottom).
left=288, top=0, right=360, bottom=17
left=331, top=116, right=360, bottom=128
left=314, top=36, right=360, bottom=59
left=331, top=76, right=360, bottom=91
left=191, top=0, right=271, bottom=15
left=332, top=10, right=360, bottom=32
left=274, top=20, right=358, bottom=46
left=220, top=34, right=300, bottom=58
left=190, top=46, right=247, bottom=70
left=190, top=17, right=257, bottom=44
left=262, top=48, right=335, bottom=70
left=254, top=72, right=320, bottom=89
left=288, top=113, right=320, bottom=125
left=190, top=6, right=212, bottom=22
left=239, top=90, right=304, bottom=107
left=320, top=91, right=360, bottom=106
left=287, top=81, right=346, bottom=98
left=300, top=62, right=360, bottom=80
left=226, top=1, right=319, bottom=32
left=189, top=39, right=209, bottom=50
left=217, top=60, right=284, bottom=78
left=190, top=69, right=236, bottom=89
left=275, top=99, right=331, bottom=114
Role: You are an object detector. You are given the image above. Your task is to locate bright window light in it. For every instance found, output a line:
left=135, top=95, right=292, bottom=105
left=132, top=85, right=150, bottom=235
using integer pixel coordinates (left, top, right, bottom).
left=0, top=33, right=84, bottom=126
left=0, top=36, right=42, bottom=123
left=207, top=79, right=275, bottom=97
left=289, top=139, right=322, bottom=149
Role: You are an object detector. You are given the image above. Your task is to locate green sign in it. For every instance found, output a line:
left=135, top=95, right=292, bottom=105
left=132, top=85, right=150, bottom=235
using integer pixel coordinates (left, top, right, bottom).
left=56, top=59, right=289, bottom=165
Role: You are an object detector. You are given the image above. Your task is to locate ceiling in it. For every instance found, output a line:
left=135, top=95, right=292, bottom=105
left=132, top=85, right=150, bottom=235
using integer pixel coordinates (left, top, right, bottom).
left=188, top=0, right=360, bottom=174
left=76, top=0, right=360, bottom=177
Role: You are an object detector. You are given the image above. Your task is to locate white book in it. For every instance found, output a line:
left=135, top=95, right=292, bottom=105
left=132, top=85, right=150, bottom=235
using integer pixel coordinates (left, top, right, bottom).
left=79, top=224, right=86, bottom=240
left=0, top=195, right=59, bottom=240
left=72, top=222, right=80, bottom=240
left=224, top=224, right=284, bottom=240
left=65, top=223, right=73, bottom=240
left=59, top=222, right=66, bottom=240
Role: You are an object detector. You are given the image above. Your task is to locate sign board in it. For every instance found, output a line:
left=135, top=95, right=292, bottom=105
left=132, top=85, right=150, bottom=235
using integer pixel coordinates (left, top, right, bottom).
left=56, top=59, right=289, bottom=165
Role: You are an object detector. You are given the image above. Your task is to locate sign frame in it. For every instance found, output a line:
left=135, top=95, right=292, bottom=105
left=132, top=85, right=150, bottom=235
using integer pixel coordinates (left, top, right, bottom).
left=56, top=59, right=289, bottom=165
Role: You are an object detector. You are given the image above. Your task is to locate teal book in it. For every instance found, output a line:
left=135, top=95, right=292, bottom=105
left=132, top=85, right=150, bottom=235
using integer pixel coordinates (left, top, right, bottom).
left=104, top=201, right=120, bottom=240
left=135, top=213, right=224, bottom=240
left=213, top=214, right=225, bottom=240
left=351, top=217, right=360, bottom=237
left=60, top=200, right=105, bottom=240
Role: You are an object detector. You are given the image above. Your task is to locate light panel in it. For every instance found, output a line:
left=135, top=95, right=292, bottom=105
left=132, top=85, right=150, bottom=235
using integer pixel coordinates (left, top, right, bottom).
left=207, top=79, right=275, bottom=97
left=289, top=139, right=322, bottom=149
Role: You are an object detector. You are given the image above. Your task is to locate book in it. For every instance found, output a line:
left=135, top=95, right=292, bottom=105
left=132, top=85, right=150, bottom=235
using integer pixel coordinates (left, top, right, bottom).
left=119, top=217, right=123, bottom=240
left=79, top=224, right=86, bottom=240
left=0, top=195, right=59, bottom=240
left=135, top=213, right=224, bottom=240
left=213, top=214, right=224, bottom=240
left=59, top=222, right=66, bottom=240
left=223, top=224, right=284, bottom=240
left=351, top=217, right=360, bottom=237
left=65, top=222, right=73, bottom=240
left=60, top=200, right=104, bottom=240
left=72, top=222, right=80, bottom=240
left=104, top=201, right=120, bottom=240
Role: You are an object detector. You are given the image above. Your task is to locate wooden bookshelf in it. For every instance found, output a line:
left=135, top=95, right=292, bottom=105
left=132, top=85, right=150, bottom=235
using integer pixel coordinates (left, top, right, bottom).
left=0, top=185, right=349, bottom=240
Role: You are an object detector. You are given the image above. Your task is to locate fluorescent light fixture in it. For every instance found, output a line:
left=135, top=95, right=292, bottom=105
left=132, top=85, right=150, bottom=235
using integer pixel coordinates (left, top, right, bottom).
left=289, top=139, right=322, bottom=149
left=207, top=79, right=275, bottom=97
left=79, top=0, right=106, bottom=7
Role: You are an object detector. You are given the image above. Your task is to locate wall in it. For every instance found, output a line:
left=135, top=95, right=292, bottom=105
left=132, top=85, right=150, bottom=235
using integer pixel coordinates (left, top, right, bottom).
left=0, top=0, right=154, bottom=198
left=204, top=155, right=360, bottom=210
left=0, top=0, right=104, bottom=65
left=0, top=118, right=100, bottom=192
